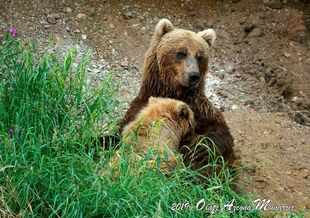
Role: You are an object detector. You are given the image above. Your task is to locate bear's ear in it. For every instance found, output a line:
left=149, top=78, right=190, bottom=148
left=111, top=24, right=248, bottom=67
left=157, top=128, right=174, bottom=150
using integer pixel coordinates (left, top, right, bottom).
left=177, top=103, right=190, bottom=118
left=148, top=96, right=158, bottom=104
left=197, top=29, right=216, bottom=47
left=155, top=19, right=174, bottom=39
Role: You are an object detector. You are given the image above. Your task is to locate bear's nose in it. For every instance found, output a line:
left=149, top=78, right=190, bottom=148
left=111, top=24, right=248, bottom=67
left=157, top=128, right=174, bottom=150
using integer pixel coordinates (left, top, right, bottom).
left=189, top=72, right=200, bottom=82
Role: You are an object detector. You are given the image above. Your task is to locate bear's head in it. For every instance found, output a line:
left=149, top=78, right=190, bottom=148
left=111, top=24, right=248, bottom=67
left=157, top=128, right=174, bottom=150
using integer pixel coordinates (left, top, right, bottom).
left=143, top=19, right=216, bottom=91
left=147, top=97, right=195, bottom=132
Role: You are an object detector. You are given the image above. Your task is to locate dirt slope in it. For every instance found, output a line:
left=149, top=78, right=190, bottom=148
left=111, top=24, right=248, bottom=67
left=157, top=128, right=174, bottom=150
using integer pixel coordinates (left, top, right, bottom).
left=225, top=109, right=309, bottom=210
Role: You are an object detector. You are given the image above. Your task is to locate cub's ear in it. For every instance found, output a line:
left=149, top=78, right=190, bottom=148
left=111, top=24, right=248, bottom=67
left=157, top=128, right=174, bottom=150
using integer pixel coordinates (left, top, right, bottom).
left=197, top=29, right=216, bottom=47
left=155, top=19, right=174, bottom=39
left=148, top=96, right=158, bottom=104
left=177, top=103, right=190, bottom=118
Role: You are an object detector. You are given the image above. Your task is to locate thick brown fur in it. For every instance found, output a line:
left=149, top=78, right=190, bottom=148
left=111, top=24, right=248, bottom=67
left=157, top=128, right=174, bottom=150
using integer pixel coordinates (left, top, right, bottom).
left=111, top=97, right=195, bottom=176
left=119, top=19, right=235, bottom=171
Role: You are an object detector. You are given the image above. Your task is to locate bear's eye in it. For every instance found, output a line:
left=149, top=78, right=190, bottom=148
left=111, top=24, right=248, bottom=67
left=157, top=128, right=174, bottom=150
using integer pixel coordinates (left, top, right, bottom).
left=197, top=55, right=203, bottom=64
left=176, top=51, right=187, bottom=59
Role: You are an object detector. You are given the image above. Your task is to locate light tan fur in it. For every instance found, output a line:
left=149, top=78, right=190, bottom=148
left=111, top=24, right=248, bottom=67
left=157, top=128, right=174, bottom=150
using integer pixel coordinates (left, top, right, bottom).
left=112, top=97, right=195, bottom=176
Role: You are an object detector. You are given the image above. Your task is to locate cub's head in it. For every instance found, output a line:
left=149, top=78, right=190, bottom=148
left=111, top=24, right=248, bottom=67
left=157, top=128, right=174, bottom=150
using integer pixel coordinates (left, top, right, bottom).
left=148, top=97, right=195, bottom=132
left=153, top=19, right=216, bottom=88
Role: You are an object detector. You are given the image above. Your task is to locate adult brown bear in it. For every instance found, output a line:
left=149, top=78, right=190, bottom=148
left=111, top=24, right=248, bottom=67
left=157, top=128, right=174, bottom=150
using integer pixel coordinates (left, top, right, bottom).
left=119, top=19, right=235, bottom=170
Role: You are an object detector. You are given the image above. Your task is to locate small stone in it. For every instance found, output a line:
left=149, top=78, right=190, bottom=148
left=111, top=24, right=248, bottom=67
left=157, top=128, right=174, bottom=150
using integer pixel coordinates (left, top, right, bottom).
left=47, top=16, right=57, bottom=25
left=244, top=99, right=255, bottom=107
left=82, top=34, right=87, bottom=40
left=255, top=178, right=265, bottom=183
left=39, top=20, right=48, bottom=25
left=297, top=192, right=303, bottom=196
left=65, top=26, right=70, bottom=31
left=266, top=0, right=284, bottom=9
left=123, top=11, right=134, bottom=19
left=244, top=24, right=256, bottom=33
left=268, top=78, right=277, bottom=86
left=77, top=13, right=87, bottom=19
left=44, top=24, right=51, bottom=29
left=74, top=29, right=81, bottom=33
left=239, top=17, right=247, bottom=25
left=65, top=7, right=72, bottom=13
left=264, top=70, right=273, bottom=82
left=134, top=4, right=141, bottom=8
left=247, top=28, right=262, bottom=38
left=92, top=69, right=100, bottom=74
left=121, top=59, right=129, bottom=66
left=231, top=105, right=239, bottom=110
left=291, top=96, right=298, bottom=102
left=124, top=31, right=128, bottom=36
left=283, top=51, right=291, bottom=58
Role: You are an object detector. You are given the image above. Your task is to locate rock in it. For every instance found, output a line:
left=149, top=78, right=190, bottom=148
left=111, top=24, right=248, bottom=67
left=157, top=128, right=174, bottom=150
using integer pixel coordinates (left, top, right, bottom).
left=297, top=192, right=303, bottom=196
left=123, top=11, right=134, bottom=19
left=134, top=4, right=141, bottom=8
left=74, top=29, right=81, bottom=34
left=39, top=20, right=48, bottom=25
left=47, top=16, right=57, bottom=25
left=231, top=105, right=239, bottom=110
left=265, top=0, right=284, bottom=9
left=44, top=24, right=51, bottom=29
left=77, top=13, right=87, bottom=19
left=235, top=73, right=242, bottom=78
left=283, top=51, right=291, bottom=58
left=244, top=99, right=255, bottom=107
left=92, top=69, right=100, bottom=74
left=226, top=66, right=235, bottom=74
left=65, top=7, right=72, bottom=13
left=293, top=112, right=309, bottom=125
left=220, top=106, right=225, bottom=112
left=291, top=96, right=298, bottom=102
left=65, top=26, right=70, bottom=31
left=247, top=28, right=263, bottom=37
left=82, top=34, right=87, bottom=40
left=244, top=24, right=256, bottom=33
left=264, top=71, right=272, bottom=82
left=138, top=15, right=145, bottom=21
left=121, top=59, right=129, bottom=67
left=268, top=78, right=277, bottom=86
left=239, top=17, right=247, bottom=25
left=218, top=73, right=225, bottom=80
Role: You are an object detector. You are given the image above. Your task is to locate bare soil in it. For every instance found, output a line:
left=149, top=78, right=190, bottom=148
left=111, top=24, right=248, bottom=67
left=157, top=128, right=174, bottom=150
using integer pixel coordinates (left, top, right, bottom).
left=1, top=0, right=309, bottom=212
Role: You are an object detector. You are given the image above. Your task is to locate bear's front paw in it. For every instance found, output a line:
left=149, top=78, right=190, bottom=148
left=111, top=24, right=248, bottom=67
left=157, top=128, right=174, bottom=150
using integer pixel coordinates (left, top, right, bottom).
left=180, top=134, right=211, bottom=169
left=182, top=143, right=211, bottom=170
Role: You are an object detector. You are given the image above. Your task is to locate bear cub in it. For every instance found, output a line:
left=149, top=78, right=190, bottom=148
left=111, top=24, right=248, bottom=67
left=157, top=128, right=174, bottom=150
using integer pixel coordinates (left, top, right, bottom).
left=110, top=97, right=195, bottom=176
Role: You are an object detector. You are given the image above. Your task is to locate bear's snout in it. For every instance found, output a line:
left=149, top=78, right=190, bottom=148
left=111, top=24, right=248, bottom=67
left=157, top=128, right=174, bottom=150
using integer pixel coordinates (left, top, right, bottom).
left=188, top=71, right=200, bottom=83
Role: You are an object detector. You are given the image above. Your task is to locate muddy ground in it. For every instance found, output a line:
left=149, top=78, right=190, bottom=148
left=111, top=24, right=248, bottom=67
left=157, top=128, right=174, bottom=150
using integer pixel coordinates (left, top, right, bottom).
left=1, top=0, right=309, bottom=212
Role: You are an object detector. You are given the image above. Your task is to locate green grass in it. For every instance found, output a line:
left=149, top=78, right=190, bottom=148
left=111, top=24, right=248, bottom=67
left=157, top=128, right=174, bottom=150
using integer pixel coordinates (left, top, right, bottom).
left=0, top=34, right=305, bottom=217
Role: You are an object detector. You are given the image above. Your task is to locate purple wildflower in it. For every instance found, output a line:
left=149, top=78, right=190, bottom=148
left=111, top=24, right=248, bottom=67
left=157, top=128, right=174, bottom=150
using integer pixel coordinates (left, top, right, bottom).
left=8, top=27, right=17, bottom=37
left=8, top=128, right=14, bottom=137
